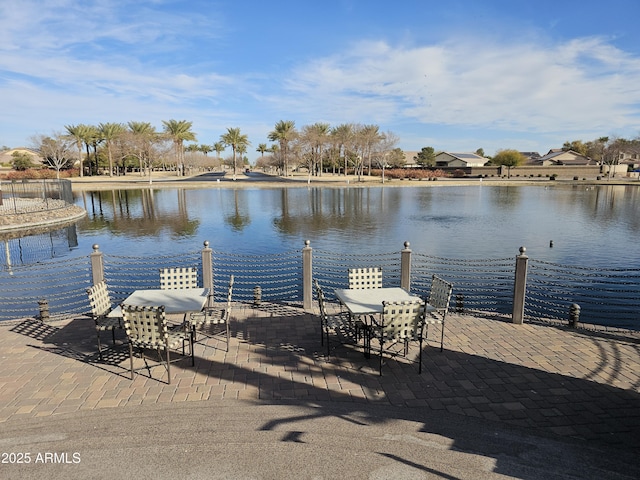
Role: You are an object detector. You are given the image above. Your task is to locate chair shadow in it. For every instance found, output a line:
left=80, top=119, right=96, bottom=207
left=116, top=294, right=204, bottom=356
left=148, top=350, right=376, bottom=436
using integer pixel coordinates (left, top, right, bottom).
left=9, top=306, right=640, bottom=479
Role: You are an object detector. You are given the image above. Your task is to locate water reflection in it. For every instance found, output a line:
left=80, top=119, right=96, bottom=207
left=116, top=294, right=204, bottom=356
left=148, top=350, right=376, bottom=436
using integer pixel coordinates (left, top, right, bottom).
left=0, top=223, right=79, bottom=270
left=488, top=186, right=522, bottom=208
left=273, top=188, right=400, bottom=237
left=224, top=190, right=251, bottom=231
left=1, top=185, right=638, bottom=268
left=80, top=189, right=200, bottom=239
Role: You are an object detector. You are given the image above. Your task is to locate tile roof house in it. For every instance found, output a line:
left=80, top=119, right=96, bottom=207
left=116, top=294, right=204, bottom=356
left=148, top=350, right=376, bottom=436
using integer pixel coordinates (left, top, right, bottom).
left=434, top=152, right=488, bottom=168
left=532, top=149, right=595, bottom=166
left=520, top=152, right=541, bottom=164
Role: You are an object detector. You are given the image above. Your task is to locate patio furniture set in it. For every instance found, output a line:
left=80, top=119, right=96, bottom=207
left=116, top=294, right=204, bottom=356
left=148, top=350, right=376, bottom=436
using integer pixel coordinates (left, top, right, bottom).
left=86, top=267, right=233, bottom=385
left=86, top=266, right=453, bottom=383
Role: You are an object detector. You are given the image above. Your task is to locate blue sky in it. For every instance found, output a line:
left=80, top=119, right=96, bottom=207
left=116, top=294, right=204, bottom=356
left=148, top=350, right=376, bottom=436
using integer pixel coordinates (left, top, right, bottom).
left=1, top=0, right=639, bottom=161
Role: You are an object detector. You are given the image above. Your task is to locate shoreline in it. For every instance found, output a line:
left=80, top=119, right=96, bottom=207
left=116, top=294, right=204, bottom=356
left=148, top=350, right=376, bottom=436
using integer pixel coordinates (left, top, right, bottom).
left=66, top=171, right=640, bottom=191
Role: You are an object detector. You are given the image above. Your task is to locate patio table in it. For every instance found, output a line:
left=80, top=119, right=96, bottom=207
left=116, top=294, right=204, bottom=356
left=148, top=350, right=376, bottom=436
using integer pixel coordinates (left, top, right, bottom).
left=118, top=288, right=209, bottom=319
left=334, top=287, right=422, bottom=357
left=334, top=287, right=422, bottom=316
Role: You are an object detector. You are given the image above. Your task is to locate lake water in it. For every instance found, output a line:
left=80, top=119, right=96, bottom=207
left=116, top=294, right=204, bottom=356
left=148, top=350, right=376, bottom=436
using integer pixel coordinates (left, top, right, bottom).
left=67, top=184, right=638, bottom=266
left=1, top=183, right=639, bottom=327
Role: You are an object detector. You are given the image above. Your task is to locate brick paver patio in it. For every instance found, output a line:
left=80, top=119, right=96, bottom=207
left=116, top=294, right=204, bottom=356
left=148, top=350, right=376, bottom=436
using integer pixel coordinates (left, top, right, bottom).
left=1, top=303, right=639, bottom=452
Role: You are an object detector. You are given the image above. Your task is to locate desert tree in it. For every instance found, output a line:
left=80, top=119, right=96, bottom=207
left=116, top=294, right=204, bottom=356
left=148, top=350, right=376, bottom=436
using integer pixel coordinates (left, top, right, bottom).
left=33, top=133, right=74, bottom=179
left=492, top=149, right=525, bottom=178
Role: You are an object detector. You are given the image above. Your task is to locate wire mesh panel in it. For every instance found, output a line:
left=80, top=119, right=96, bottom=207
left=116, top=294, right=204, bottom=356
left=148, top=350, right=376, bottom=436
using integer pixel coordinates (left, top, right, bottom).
left=0, top=180, right=72, bottom=214
left=211, top=249, right=301, bottom=303
left=103, top=251, right=202, bottom=305
left=0, top=254, right=91, bottom=321
left=525, top=259, right=640, bottom=330
left=1, top=242, right=639, bottom=331
left=412, top=253, right=515, bottom=316
left=313, top=249, right=401, bottom=300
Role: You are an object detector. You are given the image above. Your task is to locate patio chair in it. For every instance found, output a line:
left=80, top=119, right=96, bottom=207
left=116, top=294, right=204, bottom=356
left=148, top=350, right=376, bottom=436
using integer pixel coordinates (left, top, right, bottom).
left=159, top=266, right=199, bottom=290
left=121, top=304, right=194, bottom=385
left=86, top=281, right=123, bottom=361
left=348, top=267, right=382, bottom=289
left=315, top=279, right=357, bottom=357
left=424, top=274, right=454, bottom=352
left=159, top=266, right=202, bottom=324
left=347, top=267, right=382, bottom=340
left=371, top=299, right=426, bottom=375
left=188, top=275, right=234, bottom=351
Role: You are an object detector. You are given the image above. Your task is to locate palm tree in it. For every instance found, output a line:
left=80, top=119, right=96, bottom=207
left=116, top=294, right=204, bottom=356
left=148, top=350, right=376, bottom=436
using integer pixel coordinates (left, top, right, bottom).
left=65, top=124, right=91, bottom=177
left=81, top=125, right=101, bottom=176
left=268, top=120, right=296, bottom=176
left=256, top=143, right=268, bottom=158
left=211, top=141, right=225, bottom=171
left=162, top=119, right=197, bottom=176
left=199, top=144, right=212, bottom=156
left=99, top=122, right=126, bottom=176
left=220, top=127, right=250, bottom=179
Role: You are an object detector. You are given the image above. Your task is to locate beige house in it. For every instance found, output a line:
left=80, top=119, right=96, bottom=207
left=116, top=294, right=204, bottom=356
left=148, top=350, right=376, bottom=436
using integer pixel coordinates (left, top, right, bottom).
left=434, top=152, right=488, bottom=168
left=402, top=151, right=420, bottom=168
left=532, top=149, right=595, bottom=166
left=0, top=147, right=45, bottom=167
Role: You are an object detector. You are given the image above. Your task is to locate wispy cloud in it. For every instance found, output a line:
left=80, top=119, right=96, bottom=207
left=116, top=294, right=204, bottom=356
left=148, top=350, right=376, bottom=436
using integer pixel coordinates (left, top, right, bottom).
left=1, top=1, right=639, bottom=154
left=280, top=37, right=640, bottom=135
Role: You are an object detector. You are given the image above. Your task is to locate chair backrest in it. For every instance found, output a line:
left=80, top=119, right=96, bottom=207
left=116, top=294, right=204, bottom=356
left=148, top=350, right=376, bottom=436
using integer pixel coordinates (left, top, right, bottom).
left=380, top=299, right=425, bottom=342
left=121, top=304, right=168, bottom=348
left=348, top=267, right=382, bottom=289
left=428, top=274, right=453, bottom=312
left=87, top=281, right=113, bottom=318
left=159, top=267, right=198, bottom=290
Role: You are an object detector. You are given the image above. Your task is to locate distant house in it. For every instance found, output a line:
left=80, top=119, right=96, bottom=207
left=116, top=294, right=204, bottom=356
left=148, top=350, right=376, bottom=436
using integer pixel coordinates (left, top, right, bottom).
left=0, top=147, right=45, bottom=168
left=403, top=151, right=420, bottom=168
left=434, top=152, right=488, bottom=168
left=520, top=152, right=541, bottom=164
left=617, top=149, right=640, bottom=169
left=532, top=149, right=595, bottom=166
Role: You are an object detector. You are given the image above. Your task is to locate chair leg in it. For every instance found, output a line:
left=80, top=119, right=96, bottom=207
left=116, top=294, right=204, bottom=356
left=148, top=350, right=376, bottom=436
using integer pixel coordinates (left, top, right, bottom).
left=225, top=322, right=230, bottom=352
left=418, top=337, right=423, bottom=374
left=440, top=323, right=445, bottom=352
left=326, top=326, right=331, bottom=357
left=166, top=347, right=171, bottom=385
left=96, top=330, right=104, bottom=361
left=363, top=327, right=371, bottom=359
left=128, top=343, right=135, bottom=380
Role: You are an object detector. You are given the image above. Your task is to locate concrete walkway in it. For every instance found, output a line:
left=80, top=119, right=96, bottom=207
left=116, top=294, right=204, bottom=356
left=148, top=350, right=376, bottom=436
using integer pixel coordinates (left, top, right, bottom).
left=1, top=304, right=639, bottom=479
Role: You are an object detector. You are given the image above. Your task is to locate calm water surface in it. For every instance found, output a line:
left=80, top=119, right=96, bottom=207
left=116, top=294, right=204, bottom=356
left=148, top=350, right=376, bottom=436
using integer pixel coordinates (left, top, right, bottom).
left=63, top=184, right=639, bottom=267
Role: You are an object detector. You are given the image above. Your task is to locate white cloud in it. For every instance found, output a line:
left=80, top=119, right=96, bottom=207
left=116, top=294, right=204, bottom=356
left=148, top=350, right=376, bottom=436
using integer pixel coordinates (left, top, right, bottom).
left=1, top=1, right=639, bottom=155
left=279, top=37, right=640, bottom=136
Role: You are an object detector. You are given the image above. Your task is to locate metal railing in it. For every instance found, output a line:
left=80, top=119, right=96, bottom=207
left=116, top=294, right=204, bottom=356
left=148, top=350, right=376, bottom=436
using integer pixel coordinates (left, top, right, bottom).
left=0, top=179, right=73, bottom=214
left=0, top=239, right=638, bottom=331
